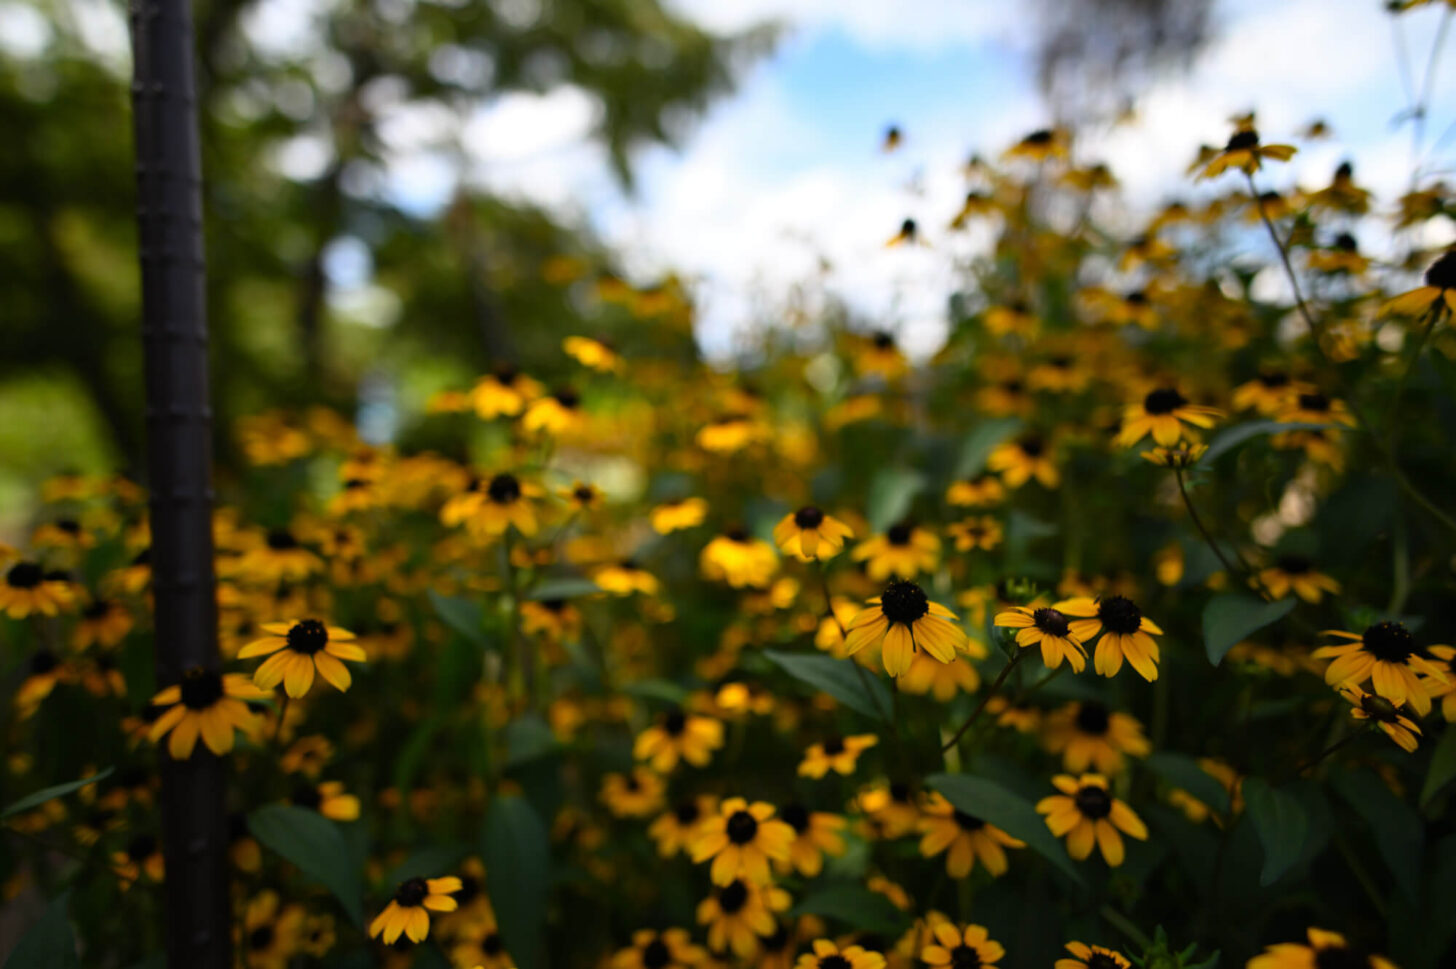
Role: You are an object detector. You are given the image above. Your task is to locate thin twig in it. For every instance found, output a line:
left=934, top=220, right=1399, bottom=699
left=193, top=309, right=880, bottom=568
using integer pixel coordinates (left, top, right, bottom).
left=941, top=649, right=1026, bottom=752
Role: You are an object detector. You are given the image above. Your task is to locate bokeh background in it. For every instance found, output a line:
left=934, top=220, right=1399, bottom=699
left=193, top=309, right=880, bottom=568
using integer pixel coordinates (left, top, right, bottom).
left=2, top=0, right=1453, bottom=530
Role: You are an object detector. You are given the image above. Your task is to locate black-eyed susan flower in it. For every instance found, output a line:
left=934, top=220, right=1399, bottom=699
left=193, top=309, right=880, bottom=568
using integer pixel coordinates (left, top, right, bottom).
left=697, top=415, right=763, bottom=453
left=649, top=796, right=718, bottom=858
left=920, top=923, right=1004, bottom=969
left=851, top=523, right=940, bottom=581
left=899, top=650, right=982, bottom=701
left=1197, top=127, right=1296, bottom=179
left=696, top=878, right=790, bottom=959
left=236, top=528, right=321, bottom=584
left=14, top=648, right=73, bottom=714
left=948, top=516, right=1002, bottom=552
left=777, top=803, right=847, bottom=877
left=1276, top=391, right=1356, bottom=427
left=885, top=218, right=920, bottom=248
left=560, top=481, right=604, bottom=512
left=71, top=598, right=134, bottom=650
left=1382, top=248, right=1456, bottom=317
left=470, top=366, right=543, bottom=419
left=855, top=331, right=909, bottom=379
left=368, top=876, right=462, bottom=945
left=522, top=387, right=584, bottom=436
left=239, top=619, right=365, bottom=697
left=114, top=833, right=165, bottom=886
left=651, top=498, right=708, bottom=534
left=441, top=473, right=543, bottom=539
left=1340, top=684, right=1421, bottom=753
left=633, top=708, right=725, bottom=772
left=987, top=436, right=1058, bottom=488
left=1232, top=371, right=1299, bottom=415
left=917, top=792, right=1024, bottom=878
left=521, top=598, right=582, bottom=641
left=148, top=668, right=267, bottom=759
left=240, top=890, right=305, bottom=969
left=1115, top=388, right=1221, bottom=448
left=1248, top=928, right=1396, bottom=969
left=1036, top=773, right=1147, bottom=866
left=795, top=939, right=886, bottom=969
left=856, top=781, right=920, bottom=839
left=1140, top=442, right=1208, bottom=469
left=844, top=580, right=968, bottom=677
left=1314, top=622, right=1446, bottom=716
left=993, top=605, right=1086, bottom=672
left=611, top=928, right=705, bottom=969
left=797, top=734, right=879, bottom=778
left=1004, top=127, right=1067, bottom=162
left=1041, top=701, right=1151, bottom=774
left=0, top=561, right=73, bottom=618
left=1056, top=595, right=1163, bottom=681
left=701, top=529, right=778, bottom=588
left=563, top=335, right=622, bottom=372
left=1257, top=556, right=1341, bottom=603
left=1056, top=941, right=1131, bottom=969
left=946, top=475, right=1005, bottom=507
left=774, top=507, right=854, bottom=561
left=690, top=798, right=795, bottom=885
left=600, top=768, right=667, bottom=818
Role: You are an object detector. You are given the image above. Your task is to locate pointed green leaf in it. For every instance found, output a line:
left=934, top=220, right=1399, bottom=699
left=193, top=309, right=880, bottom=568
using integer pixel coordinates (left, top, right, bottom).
left=764, top=649, right=891, bottom=722
left=866, top=467, right=925, bottom=532
left=526, top=577, right=600, bottom=601
left=1330, top=769, right=1422, bottom=900
left=1, top=769, right=113, bottom=821
left=792, top=885, right=910, bottom=936
left=1202, top=594, right=1296, bottom=665
left=1197, top=421, right=1332, bottom=466
left=1420, top=725, right=1456, bottom=810
left=248, top=804, right=363, bottom=926
left=1241, top=778, right=1308, bottom=886
left=955, top=417, right=1022, bottom=478
left=427, top=589, right=489, bottom=648
left=481, top=794, right=551, bottom=969
left=4, top=892, right=78, bottom=969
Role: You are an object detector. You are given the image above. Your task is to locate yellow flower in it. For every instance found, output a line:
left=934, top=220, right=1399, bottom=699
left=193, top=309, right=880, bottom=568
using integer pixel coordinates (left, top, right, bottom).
left=1198, top=127, right=1296, bottom=179
left=1003, top=127, right=1068, bottom=162
left=1340, top=683, right=1421, bottom=753
left=148, top=669, right=267, bottom=759
left=563, top=335, right=622, bottom=372
left=700, top=530, right=779, bottom=588
left=600, top=768, right=667, bottom=818
left=1140, top=443, right=1208, bottom=469
left=947, top=516, right=1002, bottom=552
left=1036, top=773, right=1147, bottom=866
left=695, top=878, right=791, bottom=958
left=1056, top=941, right=1132, bottom=969
left=238, top=620, right=366, bottom=697
left=1248, top=927, right=1397, bottom=969
left=851, top=524, right=940, bottom=581
left=987, top=436, right=1058, bottom=489
left=1040, top=701, right=1151, bottom=774
left=844, top=581, right=968, bottom=677
left=1231, top=371, right=1300, bottom=415
left=649, top=796, right=718, bottom=858
left=917, top=792, right=1024, bottom=878
left=440, top=473, right=544, bottom=539
left=1056, top=596, right=1163, bottom=681
left=469, top=367, right=543, bottom=419
left=777, top=804, right=847, bottom=877
left=690, top=797, right=796, bottom=885
left=651, top=498, right=709, bottom=534
left=795, top=939, right=886, bottom=969
left=993, top=605, right=1087, bottom=672
left=612, top=929, right=705, bottom=969
left=897, top=650, right=983, bottom=701
left=594, top=560, right=659, bottom=596
left=1256, top=556, right=1341, bottom=603
left=1115, top=388, right=1221, bottom=448
left=0, top=561, right=74, bottom=618
left=522, top=388, right=584, bottom=436
left=1313, top=622, right=1447, bottom=716
left=368, top=876, right=461, bottom=945
left=1382, top=248, right=1456, bottom=317
left=633, top=709, right=725, bottom=772
left=773, top=507, right=855, bottom=561
left=290, top=780, right=360, bottom=821
left=797, top=734, right=879, bottom=778
left=946, top=475, right=1005, bottom=507
left=921, top=922, right=1005, bottom=969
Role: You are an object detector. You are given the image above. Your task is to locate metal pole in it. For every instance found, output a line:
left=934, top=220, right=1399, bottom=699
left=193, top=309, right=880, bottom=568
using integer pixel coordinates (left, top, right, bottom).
left=129, top=0, right=230, bottom=964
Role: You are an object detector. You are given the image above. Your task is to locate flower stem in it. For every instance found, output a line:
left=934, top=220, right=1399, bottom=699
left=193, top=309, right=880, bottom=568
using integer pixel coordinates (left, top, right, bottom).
left=941, top=649, right=1025, bottom=752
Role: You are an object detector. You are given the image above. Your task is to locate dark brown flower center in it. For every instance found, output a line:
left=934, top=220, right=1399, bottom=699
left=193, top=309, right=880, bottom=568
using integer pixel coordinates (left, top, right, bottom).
left=886, top=523, right=912, bottom=545
left=553, top=388, right=580, bottom=408
left=1314, top=945, right=1372, bottom=969
left=1275, top=555, right=1311, bottom=574
left=1097, top=596, right=1142, bottom=635
left=286, top=620, right=329, bottom=655
left=794, top=506, right=825, bottom=528
left=1225, top=129, right=1260, bottom=151
left=6, top=562, right=42, bottom=589
left=951, top=944, right=984, bottom=969
left=1426, top=250, right=1456, bottom=290
left=1023, top=129, right=1054, bottom=146
left=291, top=785, right=322, bottom=810
left=953, top=810, right=985, bottom=831
left=265, top=529, right=298, bottom=550
left=126, top=834, right=157, bottom=861
left=642, top=939, right=672, bottom=969
left=821, top=735, right=846, bottom=755
left=487, top=474, right=522, bottom=504
left=663, top=710, right=687, bottom=736
left=1019, top=437, right=1045, bottom=458
left=1087, top=954, right=1123, bottom=969
left=1032, top=608, right=1070, bottom=637
left=1075, top=701, right=1111, bottom=736
left=29, top=649, right=58, bottom=675
left=872, top=330, right=896, bottom=350
left=1258, top=372, right=1289, bottom=388
left=820, top=957, right=852, bottom=969
left=179, top=668, right=224, bottom=709
left=718, top=880, right=748, bottom=913
left=1074, top=785, right=1113, bottom=819
left=1297, top=392, right=1330, bottom=412
left=1144, top=388, right=1187, bottom=415
left=394, top=877, right=428, bottom=907
left=725, top=810, right=759, bottom=844
left=880, top=580, right=929, bottom=625
left=674, top=801, right=701, bottom=825
left=483, top=932, right=504, bottom=955
left=1361, top=622, right=1414, bottom=663
left=248, top=926, right=275, bottom=951
left=780, top=803, right=809, bottom=833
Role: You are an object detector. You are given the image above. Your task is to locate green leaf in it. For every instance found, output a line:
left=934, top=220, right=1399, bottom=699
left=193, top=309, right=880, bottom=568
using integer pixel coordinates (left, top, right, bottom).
left=792, top=885, right=910, bottom=936
left=866, top=467, right=925, bottom=532
left=4, top=892, right=78, bottom=969
left=1241, top=777, right=1308, bottom=886
left=427, top=589, right=488, bottom=648
left=504, top=713, right=563, bottom=769
left=1, top=768, right=113, bottom=821
left=248, top=805, right=363, bottom=926
left=526, top=576, right=600, bottom=601
left=1421, top=726, right=1456, bottom=811
left=1144, top=753, right=1231, bottom=816
left=927, top=773, right=1083, bottom=884
left=955, top=417, right=1022, bottom=478
left=763, top=649, right=891, bottom=722
left=1330, top=769, right=1423, bottom=900
left=622, top=678, right=691, bottom=705
left=481, top=794, right=551, bottom=969
left=1197, top=421, right=1333, bottom=466
left=1202, top=594, right=1296, bottom=665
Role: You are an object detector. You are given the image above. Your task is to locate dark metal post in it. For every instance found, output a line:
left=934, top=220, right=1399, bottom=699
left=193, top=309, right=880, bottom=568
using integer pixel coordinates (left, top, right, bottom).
left=129, top=0, right=230, bottom=965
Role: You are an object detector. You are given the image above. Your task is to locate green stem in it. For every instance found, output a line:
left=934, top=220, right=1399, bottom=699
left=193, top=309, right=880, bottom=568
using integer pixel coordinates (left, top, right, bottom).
left=941, top=650, right=1026, bottom=752
left=1099, top=904, right=1153, bottom=951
